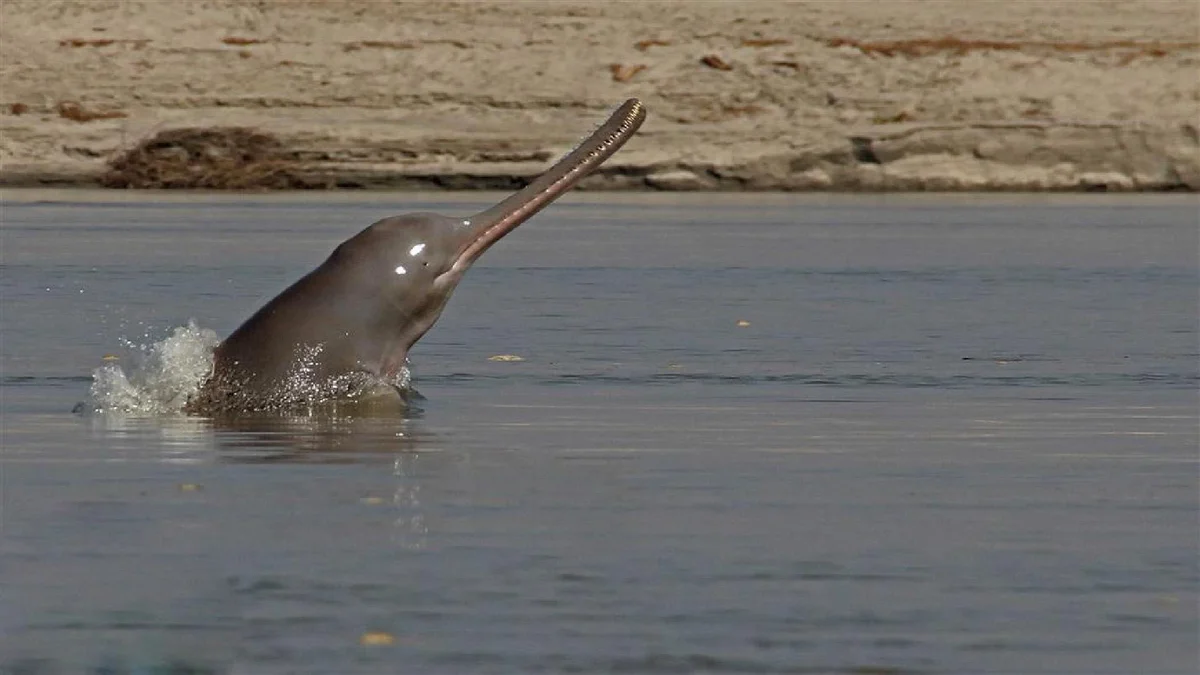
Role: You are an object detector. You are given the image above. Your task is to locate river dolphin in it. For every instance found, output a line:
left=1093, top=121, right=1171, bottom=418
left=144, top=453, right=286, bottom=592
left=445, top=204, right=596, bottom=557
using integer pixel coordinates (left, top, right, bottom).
left=189, top=99, right=646, bottom=413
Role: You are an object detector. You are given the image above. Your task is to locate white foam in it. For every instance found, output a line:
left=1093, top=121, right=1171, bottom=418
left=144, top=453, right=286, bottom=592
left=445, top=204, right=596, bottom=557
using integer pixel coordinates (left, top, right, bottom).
left=89, top=320, right=219, bottom=414
left=89, top=321, right=412, bottom=415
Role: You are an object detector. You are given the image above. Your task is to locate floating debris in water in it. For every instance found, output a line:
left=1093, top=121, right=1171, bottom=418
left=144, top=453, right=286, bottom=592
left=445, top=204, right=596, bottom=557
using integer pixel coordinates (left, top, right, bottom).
left=359, top=631, right=396, bottom=646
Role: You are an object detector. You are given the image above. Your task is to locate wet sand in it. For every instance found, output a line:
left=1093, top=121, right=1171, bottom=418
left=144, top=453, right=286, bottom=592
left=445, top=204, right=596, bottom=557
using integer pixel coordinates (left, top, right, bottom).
left=1, top=0, right=1197, bottom=191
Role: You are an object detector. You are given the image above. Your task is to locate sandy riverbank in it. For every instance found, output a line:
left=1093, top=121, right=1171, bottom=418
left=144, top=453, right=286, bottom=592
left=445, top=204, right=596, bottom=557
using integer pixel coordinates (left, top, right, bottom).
left=1, top=0, right=1197, bottom=191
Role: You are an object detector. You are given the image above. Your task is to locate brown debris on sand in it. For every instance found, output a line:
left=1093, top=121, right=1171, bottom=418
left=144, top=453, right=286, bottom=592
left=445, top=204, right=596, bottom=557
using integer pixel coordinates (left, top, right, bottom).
left=699, top=55, right=734, bottom=71
left=610, top=63, right=647, bottom=82
left=826, top=36, right=1199, bottom=58
left=101, top=127, right=321, bottom=190
left=57, top=101, right=127, bottom=123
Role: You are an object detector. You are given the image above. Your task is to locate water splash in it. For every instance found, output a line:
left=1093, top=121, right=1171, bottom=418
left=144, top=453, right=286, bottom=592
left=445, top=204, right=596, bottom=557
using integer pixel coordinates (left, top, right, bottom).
left=276, top=343, right=411, bottom=407
left=89, top=320, right=219, bottom=414
left=89, top=322, right=414, bottom=415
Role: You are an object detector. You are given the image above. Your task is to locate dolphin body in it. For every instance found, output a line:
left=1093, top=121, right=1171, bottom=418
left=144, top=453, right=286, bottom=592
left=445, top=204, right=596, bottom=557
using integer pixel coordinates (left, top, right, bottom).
left=189, top=99, right=646, bottom=413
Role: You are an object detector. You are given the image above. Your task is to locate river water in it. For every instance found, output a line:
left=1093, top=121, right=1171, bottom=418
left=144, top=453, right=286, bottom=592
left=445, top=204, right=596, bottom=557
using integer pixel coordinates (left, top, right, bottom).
left=1, top=191, right=1196, bottom=674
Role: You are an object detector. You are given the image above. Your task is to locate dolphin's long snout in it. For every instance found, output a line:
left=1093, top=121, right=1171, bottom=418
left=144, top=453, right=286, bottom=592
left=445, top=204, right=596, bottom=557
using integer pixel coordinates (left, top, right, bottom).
left=450, top=98, right=646, bottom=273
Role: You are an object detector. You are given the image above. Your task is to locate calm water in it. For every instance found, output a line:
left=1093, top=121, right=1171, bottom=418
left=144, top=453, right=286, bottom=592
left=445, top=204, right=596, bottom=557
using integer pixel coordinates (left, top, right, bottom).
left=0, top=191, right=1196, bottom=674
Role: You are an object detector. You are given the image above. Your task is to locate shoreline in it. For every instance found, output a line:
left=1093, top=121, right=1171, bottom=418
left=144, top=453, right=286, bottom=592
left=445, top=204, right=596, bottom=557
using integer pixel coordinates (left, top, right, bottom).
left=1, top=1, right=1196, bottom=192
left=6, top=188, right=1195, bottom=208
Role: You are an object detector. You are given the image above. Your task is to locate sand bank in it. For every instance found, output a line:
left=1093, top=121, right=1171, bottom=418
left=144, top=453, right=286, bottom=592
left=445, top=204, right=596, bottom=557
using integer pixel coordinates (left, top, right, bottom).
left=1, top=0, right=1197, bottom=191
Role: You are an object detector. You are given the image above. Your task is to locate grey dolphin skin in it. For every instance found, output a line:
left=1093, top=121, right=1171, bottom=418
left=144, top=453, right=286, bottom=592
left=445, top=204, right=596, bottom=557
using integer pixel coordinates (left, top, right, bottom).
left=189, top=99, right=646, bottom=413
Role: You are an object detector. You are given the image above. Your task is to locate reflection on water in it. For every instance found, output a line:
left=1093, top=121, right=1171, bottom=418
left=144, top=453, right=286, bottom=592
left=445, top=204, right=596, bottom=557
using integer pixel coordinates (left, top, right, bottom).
left=1, top=193, right=1196, bottom=674
left=392, top=452, right=429, bottom=551
left=81, top=408, right=428, bottom=460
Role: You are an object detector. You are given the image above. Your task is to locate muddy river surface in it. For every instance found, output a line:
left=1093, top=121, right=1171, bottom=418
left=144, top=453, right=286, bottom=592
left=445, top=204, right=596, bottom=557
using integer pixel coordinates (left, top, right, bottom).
left=1, top=191, right=1196, bottom=674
